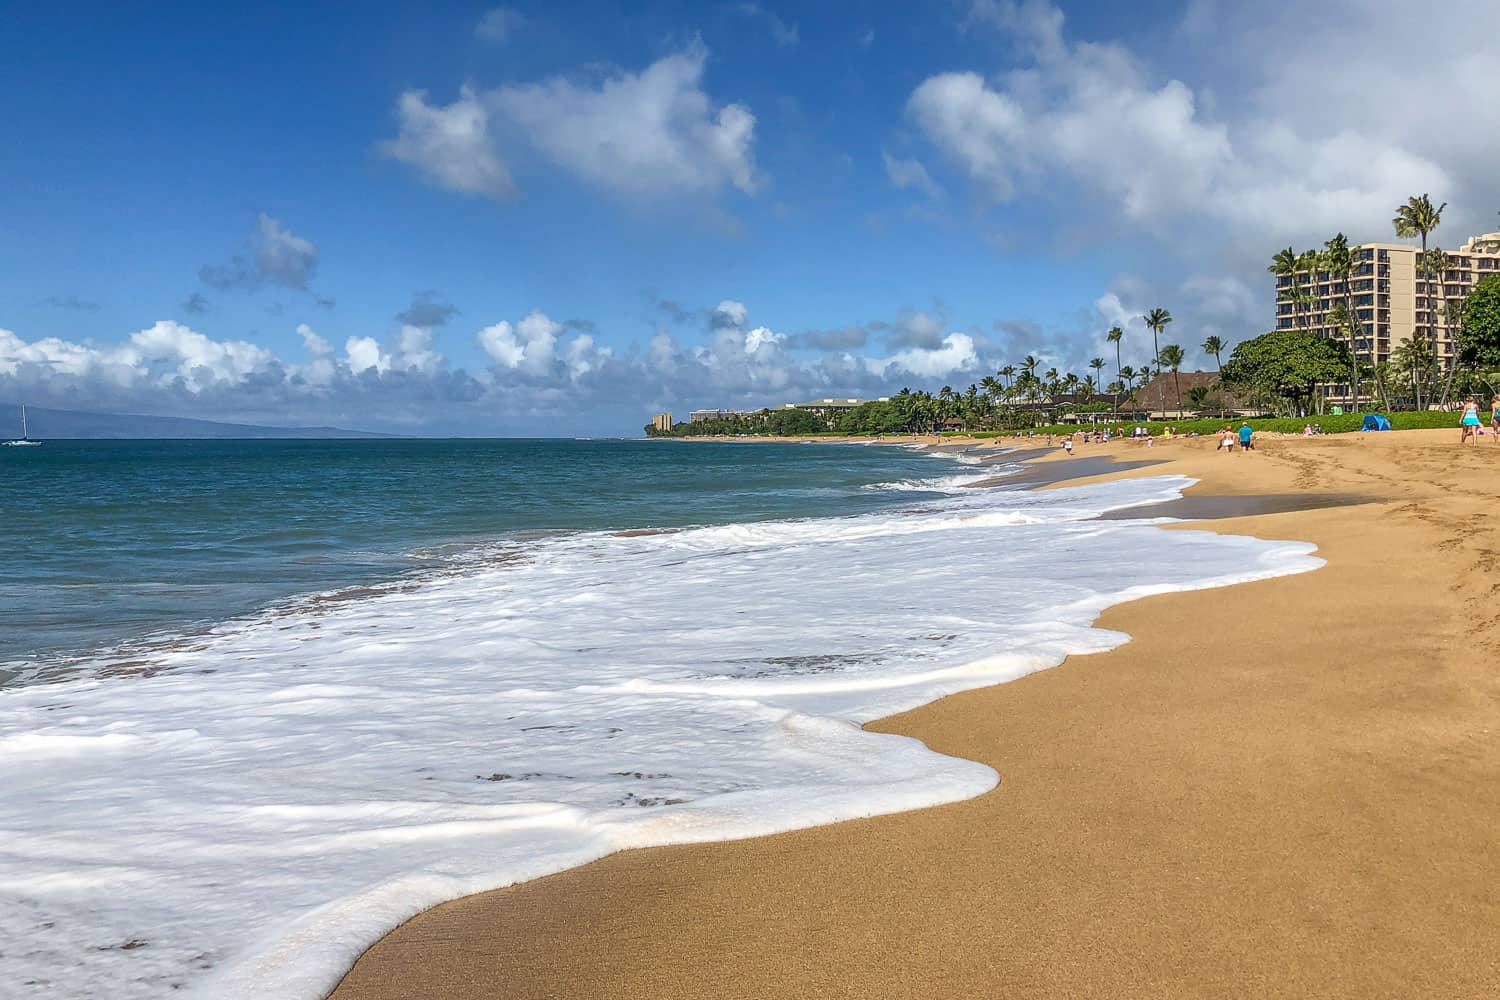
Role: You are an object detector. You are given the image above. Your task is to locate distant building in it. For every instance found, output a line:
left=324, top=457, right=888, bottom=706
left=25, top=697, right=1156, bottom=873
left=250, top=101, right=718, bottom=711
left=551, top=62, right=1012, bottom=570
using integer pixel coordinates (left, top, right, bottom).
left=689, top=409, right=745, bottom=423
left=1131, top=372, right=1256, bottom=419
left=780, top=397, right=889, bottom=413
left=1274, top=231, right=1500, bottom=373
left=651, top=412, right=673, bottom=432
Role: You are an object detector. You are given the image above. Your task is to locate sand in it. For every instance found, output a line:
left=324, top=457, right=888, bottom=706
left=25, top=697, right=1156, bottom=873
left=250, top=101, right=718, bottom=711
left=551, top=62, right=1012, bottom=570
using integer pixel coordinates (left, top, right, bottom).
left=329, top=429, right=1500, bottom=1000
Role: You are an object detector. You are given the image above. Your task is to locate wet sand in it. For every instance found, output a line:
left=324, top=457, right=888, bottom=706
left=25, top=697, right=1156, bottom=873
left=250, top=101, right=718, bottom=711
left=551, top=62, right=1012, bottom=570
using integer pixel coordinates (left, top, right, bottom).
left=330, top=429, right=1500, bottom=1000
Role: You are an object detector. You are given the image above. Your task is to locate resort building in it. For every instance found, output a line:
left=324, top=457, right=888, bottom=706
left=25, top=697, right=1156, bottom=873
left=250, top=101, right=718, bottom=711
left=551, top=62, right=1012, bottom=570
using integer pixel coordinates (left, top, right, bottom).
left=779, top=397, right=889, bottom=414
left=650, top=412, right=673, bottom=432
left=689, top=409, right=747, bottom=423
left=1130, top=372, right=1257, bottom=420
left=1274, top=231, right=1500, bottom=371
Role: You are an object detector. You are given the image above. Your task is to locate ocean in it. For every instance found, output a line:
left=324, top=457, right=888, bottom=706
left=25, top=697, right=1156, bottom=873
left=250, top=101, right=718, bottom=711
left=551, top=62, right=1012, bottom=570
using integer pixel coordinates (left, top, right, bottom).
left=0, top=439, right=1321, bottom=999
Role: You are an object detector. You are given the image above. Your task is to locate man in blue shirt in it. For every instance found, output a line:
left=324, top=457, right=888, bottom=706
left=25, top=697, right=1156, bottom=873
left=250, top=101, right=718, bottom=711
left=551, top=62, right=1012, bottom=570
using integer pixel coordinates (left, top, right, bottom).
left=1238, top=423, right=1254, bottom=451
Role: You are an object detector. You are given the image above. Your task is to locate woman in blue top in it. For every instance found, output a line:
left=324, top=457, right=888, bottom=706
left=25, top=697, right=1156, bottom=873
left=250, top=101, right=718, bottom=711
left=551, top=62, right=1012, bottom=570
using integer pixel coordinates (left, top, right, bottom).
left=1461, top=397, right=1482, bottom=445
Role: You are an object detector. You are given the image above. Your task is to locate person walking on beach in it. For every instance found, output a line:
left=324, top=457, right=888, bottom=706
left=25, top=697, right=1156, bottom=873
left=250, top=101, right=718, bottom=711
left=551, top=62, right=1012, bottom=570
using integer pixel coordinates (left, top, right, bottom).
left=1491, top=394, right=1500, bottom=443
left=1238, top=422, right=1254, bottom=452
left=1460, top=396, right=1482, bottom=445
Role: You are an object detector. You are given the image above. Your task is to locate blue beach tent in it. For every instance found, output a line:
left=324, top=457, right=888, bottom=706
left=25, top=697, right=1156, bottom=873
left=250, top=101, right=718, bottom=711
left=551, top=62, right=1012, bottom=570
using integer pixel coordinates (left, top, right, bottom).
left=1361, top=414, right=1391, bottom=431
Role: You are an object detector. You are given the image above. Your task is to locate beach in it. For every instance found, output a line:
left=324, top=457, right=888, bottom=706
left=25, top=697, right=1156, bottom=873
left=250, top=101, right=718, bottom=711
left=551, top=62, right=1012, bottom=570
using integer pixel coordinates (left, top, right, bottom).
left=329, top=429, right=1500, bottom=999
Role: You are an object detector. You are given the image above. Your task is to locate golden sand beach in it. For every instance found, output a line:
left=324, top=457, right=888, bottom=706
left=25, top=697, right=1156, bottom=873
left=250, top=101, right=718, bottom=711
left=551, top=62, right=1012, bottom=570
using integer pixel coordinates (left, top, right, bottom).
left=330, top=429, right=1500, bottom=1000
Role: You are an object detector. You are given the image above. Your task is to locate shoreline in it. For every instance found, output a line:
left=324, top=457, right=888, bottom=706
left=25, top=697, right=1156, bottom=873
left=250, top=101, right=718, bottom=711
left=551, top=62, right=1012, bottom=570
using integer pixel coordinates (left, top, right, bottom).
left=329, top=428, right=1500, bottom=999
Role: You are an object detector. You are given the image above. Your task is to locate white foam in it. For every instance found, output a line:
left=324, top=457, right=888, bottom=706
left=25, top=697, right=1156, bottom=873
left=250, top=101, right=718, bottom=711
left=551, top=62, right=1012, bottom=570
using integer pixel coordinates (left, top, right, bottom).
left=0, top=473, right=1322, bottom=999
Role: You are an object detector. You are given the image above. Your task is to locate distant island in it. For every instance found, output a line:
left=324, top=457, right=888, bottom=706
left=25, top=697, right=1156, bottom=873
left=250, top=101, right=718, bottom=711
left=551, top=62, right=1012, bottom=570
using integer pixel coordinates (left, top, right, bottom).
left=1, top=403, right=393, bottom=440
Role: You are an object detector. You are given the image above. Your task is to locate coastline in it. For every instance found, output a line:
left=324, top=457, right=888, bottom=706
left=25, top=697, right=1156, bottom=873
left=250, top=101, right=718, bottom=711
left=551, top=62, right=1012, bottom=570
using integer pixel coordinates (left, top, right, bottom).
left=329, top=428, right=1500, bottom=999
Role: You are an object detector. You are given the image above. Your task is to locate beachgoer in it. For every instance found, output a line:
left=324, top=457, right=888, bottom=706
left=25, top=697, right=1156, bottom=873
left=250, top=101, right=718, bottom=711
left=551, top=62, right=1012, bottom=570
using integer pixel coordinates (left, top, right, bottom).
left=1238, top=423, right=1254, bottom=452
left=1491, top=395, right=1500, bottom=443
left=1460, top=397, right=1482, bottom=445
left=1063, top=438, right=1073, bottom=455
left=1303, top=424, right=1314, bottom=437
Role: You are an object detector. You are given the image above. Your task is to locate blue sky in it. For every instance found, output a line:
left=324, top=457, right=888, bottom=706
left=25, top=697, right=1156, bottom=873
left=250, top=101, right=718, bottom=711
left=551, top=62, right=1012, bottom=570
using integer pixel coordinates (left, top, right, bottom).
left=4, top=0, right=1498, bottom=434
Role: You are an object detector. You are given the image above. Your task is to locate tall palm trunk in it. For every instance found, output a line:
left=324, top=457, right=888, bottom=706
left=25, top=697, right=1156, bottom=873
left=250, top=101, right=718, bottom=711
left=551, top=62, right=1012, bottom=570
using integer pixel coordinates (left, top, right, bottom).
left=1113, top=341, right=1121, bottom=419
left=1214, top=351, right=1224, bottom=418
left=1343, top=272, right=1358, bottom=414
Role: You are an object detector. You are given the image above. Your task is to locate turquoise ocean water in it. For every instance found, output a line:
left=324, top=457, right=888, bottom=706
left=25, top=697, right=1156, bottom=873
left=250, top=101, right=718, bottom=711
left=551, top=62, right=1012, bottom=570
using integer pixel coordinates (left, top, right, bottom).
left=0, top=436, right=1326, bottom=999
left=0, top=438, right=962, bottom=681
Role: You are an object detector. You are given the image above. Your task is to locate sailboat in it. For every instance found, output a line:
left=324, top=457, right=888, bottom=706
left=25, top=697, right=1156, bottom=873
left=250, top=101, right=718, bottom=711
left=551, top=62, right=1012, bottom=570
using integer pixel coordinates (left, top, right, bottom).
left=3, top=404, right=42, bottom=446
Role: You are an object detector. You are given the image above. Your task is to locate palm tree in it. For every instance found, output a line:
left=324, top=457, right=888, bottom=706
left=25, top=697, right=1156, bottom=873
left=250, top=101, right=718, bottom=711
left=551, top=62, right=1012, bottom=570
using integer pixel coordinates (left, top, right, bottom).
left=1105, top=326, right=1124, bottom=418
left=1157, top=344, right=1186, bottom=417
left=979, top=375, right=1003, bottom=423
left=1080, top=375, right=1097, bottom=404
left=1297, top=250, right=1323, bottom=331
left=1201, top=334, right=1226, bottom=418
left=1143, top=308, right=1172, bottom=369
left=1394, top=193, right=1446, bottom=405
left=999, top=365, right=1016, bottom=391
left=1118, top=366, right=1138, bottom=413
left=1322, top=232, right=1359, bottom=413
left=1268, top=246, right=1302, bottom=331
left=1393, top=193, right=1445, bottom=259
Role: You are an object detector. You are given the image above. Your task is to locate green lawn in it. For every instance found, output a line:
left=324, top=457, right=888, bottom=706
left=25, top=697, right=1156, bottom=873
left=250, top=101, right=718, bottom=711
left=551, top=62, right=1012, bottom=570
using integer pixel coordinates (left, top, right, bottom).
left=939, top=410, right=1463, bottom=439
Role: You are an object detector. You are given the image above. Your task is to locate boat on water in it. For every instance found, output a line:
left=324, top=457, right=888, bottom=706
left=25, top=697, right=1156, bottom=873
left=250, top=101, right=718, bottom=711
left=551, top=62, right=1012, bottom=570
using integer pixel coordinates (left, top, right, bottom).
left=3, top=404, right=42, bottom=446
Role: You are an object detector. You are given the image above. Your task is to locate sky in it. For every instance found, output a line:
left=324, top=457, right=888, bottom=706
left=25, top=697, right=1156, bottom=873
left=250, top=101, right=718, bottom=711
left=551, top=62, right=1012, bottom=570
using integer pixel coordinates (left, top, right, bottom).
left=3, top=0, right=1499, bottom=436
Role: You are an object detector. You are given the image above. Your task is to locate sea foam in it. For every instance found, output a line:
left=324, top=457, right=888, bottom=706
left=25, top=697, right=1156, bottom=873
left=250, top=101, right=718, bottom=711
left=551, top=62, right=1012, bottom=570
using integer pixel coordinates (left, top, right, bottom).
left=0, top=471, right=1321, bottom=999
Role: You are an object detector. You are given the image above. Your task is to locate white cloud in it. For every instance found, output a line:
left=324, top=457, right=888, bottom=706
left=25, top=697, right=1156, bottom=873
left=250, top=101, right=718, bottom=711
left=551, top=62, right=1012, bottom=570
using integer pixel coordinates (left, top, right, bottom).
left=871, top=308, right=946, bottom=350
left=380, top=87, right=517, bottom=200
left=909, top=0, right=1464, bottom=243
left=126, top=321, right=275, bottom=391
left=881, top=151, right=942, bottom=200
left=743, top=326, right=783, bottom=354
left=296, top=323, right=332, bottom=357
left=201, top=214, right=320, bottom=292
left=866, top=332, right=978, bottom=379
left=475, top=7, right=524, bottom=44
left=382, top=43, right=759, bottom=204
left=711, top=299, right=749, bottom=329
left=344, top=336, right=390, bottom=375
left=477, top=309, right=612, bottom=379
left=396, top=326, right=443, bottom=372
left=1, top=302, right=1003, bottom=435
left=1179, top=275, right=1254, bottom=321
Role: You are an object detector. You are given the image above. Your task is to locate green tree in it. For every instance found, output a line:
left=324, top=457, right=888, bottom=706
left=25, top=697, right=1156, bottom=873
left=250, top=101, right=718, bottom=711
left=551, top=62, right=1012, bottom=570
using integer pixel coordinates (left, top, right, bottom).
left=1143, top=308, right=1172, bottom=368
left=1220, top=330, right=1353, bottom=416
left=1105, top=325, right=1125, bottom=418
left=1088, top=357, right=1107, bottom=396
left=1394, top=194, right=1446, bottom=405
left=1157, top=344, right=1186, bottom=417
left=1268, top=247, right=1301, bottom=330
left=1298, top=250, right=1323, bottom=331
left=1391, top=336, right=1439, bottom=409
left=1322, top=232, right=1361, bottom=413
left=1201, top=334, right=1226, bottom=417
left=1461, top=274, right=1500, bottom=370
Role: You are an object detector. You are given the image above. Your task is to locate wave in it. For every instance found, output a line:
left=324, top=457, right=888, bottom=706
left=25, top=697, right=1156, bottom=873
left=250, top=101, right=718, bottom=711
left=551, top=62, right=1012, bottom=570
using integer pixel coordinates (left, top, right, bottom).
left=0, top=472, right=1322, bottom=1000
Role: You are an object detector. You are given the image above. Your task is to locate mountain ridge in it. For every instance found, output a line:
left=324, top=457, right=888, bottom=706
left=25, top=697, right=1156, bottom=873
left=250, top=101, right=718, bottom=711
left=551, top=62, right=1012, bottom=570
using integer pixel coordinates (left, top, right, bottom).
left=1, top=403, right=396, bottom=439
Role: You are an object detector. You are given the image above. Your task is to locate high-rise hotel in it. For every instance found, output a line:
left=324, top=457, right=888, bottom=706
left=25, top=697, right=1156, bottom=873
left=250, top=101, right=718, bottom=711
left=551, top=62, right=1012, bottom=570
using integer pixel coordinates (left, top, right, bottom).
left=1273, top=231, right=1500, bottom=369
